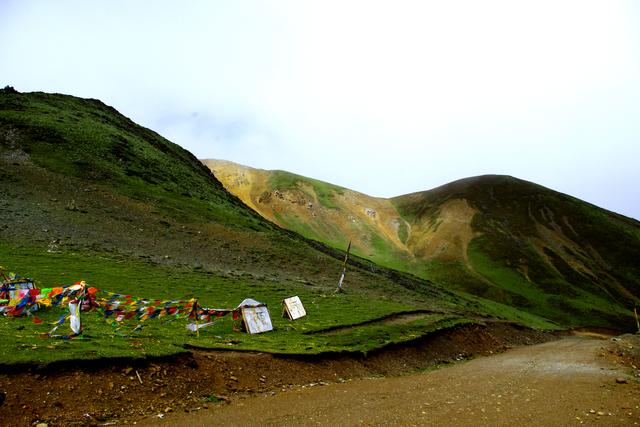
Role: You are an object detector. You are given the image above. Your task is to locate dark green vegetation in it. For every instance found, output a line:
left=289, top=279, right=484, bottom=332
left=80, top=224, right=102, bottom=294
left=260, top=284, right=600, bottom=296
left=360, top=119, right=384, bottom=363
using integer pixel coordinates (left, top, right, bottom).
left=0, top=90, right=260, bottom=227
left=0, top=89, right=524, bottom=367
left=393, top=176, right=640, bottom=329
left=268, top=170, right=345, bottom=210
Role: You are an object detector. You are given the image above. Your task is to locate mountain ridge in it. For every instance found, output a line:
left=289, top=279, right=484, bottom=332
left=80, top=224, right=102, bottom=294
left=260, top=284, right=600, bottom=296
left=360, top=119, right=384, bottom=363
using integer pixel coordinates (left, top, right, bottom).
left=204, top=159, right=640, bottom=328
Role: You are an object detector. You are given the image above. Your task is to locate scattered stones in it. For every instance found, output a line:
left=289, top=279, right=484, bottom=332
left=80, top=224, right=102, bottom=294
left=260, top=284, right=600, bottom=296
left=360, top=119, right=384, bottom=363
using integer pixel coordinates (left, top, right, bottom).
left=364, top=208, right=377, bottom=218
left=215, top=395, right=231, bottom=403
left=615, top=377, right=628, bottom=384
left=65, top=199, right=78, bottom=211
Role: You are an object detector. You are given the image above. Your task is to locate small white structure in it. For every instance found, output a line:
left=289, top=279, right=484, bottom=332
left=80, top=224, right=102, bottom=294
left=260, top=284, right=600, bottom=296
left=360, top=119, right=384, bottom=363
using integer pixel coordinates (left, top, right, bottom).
left=282, top=296, right=306, bottom=320
left=238, top=298, right=273, bottom=334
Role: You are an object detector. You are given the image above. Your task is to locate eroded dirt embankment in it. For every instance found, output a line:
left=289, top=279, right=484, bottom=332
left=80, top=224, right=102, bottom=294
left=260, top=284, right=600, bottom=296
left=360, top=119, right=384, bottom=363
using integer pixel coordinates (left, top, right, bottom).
left=0, top=322, right=551, bottom=427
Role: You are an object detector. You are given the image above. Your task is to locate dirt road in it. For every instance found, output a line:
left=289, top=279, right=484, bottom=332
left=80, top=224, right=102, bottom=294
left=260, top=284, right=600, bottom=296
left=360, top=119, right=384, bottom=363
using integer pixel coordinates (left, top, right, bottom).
left=146, top=336, right=639, bottom=426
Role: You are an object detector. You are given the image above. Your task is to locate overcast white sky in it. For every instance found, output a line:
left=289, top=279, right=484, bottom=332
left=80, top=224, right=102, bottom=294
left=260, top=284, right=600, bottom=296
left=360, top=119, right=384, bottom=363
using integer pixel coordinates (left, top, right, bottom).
left=2, top=1, right=639, bottom=219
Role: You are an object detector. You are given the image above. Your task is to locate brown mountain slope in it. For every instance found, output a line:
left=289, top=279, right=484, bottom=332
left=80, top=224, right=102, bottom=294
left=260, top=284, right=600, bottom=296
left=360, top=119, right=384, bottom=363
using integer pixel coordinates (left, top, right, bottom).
left=204, top=160, right=479, bottom=269
left=202, top=159, right=414, bottom=264
left=204, top=160, right=640, bottom=329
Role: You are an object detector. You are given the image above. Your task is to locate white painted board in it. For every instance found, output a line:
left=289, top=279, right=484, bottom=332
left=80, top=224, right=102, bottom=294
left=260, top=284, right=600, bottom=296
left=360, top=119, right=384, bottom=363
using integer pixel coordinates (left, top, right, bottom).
left=283, top=296, right=306, bottom=320
left=241, top=305, right=273, bottom=334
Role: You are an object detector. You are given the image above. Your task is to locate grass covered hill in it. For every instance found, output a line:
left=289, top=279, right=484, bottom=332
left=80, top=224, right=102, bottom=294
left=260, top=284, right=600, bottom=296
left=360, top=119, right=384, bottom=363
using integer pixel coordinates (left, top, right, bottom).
left=394, top=175, right=640, bottom=327
left=202, top=159, right=411, bottom=267
left=205, top=161, right=640, bottom=330
left=1, top=88, right=520, bottom=366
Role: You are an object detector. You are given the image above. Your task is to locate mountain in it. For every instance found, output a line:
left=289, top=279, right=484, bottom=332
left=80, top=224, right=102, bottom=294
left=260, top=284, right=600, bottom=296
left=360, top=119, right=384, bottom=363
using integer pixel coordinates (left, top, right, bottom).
left=1, top=87, right=636, bottom=341
left=202, top=160, right=409, bottom=262
left=6, top=89, right=545, bottom=367
left=204, top=160, right=640, bottom=328
left=0, top=89, right=461, bottom=313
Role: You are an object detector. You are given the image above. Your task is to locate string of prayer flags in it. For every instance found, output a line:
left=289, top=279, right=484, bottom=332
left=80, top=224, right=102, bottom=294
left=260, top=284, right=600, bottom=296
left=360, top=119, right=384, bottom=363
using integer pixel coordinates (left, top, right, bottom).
left=3, top=269, right=282, bottom=337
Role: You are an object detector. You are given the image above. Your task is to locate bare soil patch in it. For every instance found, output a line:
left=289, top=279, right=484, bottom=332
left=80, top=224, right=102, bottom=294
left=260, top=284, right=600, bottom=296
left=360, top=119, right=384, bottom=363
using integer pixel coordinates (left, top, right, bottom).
left=313, top=309, right=444, bottom=335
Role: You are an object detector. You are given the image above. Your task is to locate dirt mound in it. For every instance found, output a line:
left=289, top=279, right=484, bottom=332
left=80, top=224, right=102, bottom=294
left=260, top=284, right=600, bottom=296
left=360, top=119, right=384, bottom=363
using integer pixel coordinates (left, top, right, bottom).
left=608, top=333, right=640, bottom=371
left=0, top=322, right=553, bottom=426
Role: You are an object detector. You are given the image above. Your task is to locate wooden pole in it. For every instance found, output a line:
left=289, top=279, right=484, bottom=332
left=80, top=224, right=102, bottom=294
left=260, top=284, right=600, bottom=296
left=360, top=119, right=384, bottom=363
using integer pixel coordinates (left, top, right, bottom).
left=336, top=240, right=352, bottom=293
left=634, top=307, right=639, bottom=333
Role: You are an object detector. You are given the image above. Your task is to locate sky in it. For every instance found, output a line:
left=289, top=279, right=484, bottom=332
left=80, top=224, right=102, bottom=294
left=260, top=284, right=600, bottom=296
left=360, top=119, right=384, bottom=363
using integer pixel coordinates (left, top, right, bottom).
left=2, top=1, right=640, bottom=219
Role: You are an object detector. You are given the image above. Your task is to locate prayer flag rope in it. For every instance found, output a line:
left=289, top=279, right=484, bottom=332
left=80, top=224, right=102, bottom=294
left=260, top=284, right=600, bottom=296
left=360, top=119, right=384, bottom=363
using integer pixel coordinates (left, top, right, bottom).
left=1, top=273, right=244, bottom=337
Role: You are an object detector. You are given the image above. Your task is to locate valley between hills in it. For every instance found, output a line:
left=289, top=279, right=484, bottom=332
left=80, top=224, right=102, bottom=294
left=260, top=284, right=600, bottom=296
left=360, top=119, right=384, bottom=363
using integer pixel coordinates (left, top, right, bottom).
left=1, top=89, right=639, bottom=426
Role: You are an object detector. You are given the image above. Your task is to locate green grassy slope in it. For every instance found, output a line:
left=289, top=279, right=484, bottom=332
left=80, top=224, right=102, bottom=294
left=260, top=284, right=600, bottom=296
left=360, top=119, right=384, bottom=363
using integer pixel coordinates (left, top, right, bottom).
left=205, top=160, right=416, bottom=273
left=0, top=89, right=511, bottom=366
left=393, top=175, right=640, bottom=328
left=0, top=91, right=260, bottom=226
left=265, top=170, right=409, bottom=268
